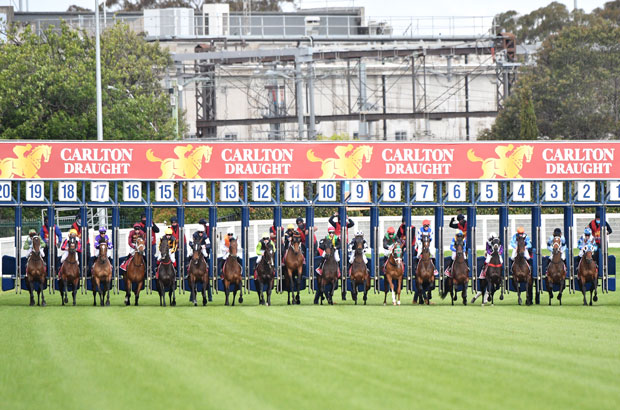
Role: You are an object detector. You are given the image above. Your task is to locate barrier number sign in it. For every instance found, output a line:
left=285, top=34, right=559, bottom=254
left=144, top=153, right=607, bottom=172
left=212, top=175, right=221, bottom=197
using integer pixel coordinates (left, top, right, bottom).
left=90, top=182, right=109, bottom=202
left=447, top=182, right=466, bottom=202
left=415, top=182, right=434, bottom=202
left=317, top=181, right=336, bottom=202
left=479, top=182, right=498, bottom=202
left=0, top=181, right=11, bottom=201
left=284, top=181, right=304, bottom=202
left=26, top=181, right=45, bottom=202
left=382, top=182, right=401, bottom=202
left=155, top=182, right=175, bottom=202
left=123, top=182, right=142, bottom=202
left=58, top=181, right=77, bottom=202
left=577, top=182, right=596, bottom=201
left=544, top=181, right=563, bottom=202
left=251, top=182, right=271, bottom=202
left=350, top=181, right=370, bottom=202
left=220, top=182, right=239, bottom=202
left=187, top=181, right=207, bottom=202
left=511, top=181, right=531, bottom=202
left=610, top=181, right=620, bottom=201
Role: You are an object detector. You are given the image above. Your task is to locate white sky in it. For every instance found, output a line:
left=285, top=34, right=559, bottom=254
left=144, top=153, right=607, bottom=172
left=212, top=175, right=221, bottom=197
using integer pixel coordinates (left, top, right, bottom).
left=0, top=0, right=611, bottom=16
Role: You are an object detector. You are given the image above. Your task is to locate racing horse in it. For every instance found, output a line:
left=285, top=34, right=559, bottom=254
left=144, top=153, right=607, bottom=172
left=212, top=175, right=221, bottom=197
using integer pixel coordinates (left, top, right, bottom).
left=25, top=235, right=47, bottom=306
left=156, top=238, right=177, bottom=307
left=577, top=244, right=598, bottom=306
left=222, top=238, right=243, bottom=306
left=546, top=236, right=567, bottom=305
left=349, top=236, right=370, bottom=305
left=188, top=241, right=209, bottom=306
left=316, top=239, right=339, bottom=305
left=124, top=237, right=146, bottom=306
left=255, top=241, right=275, bottom=306
left=383, top=242, right=404, bottom=306
left=284, top=232, right=304, bottom=305
left=91, top=242, right=112, bottom=307
left=471, top=237, right=504, bottom=305
left=58, top=236, right=80, bottom=306
left=512, top=235, right=533, bottom=306
left=441, top=238, right=469, bottom=305
left=414, top=234, right=435, bottom=305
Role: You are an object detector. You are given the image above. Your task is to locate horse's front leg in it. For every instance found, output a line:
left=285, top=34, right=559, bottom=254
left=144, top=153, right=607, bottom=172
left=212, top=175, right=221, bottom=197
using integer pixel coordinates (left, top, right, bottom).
left=39, top=280, right=46, bottom=307
left=257, top=278, right=264, bottom=305
left=135, top=279, right=143, bottom=306
left=224, top=281, right=230, bottom=306
left=63, top=278, right=69, bottom=304
left=125, top=279, right=131, bottom=306
left=388, top=275, right=396, bottom=305
left=27, top=278, right=35, bottom=306
left=461, top=281, right=467, bottom=305
left=514, top=278, right=522, bottom=305
left=73, top=278, right=79, bottom=306
left=286, top=271, right=292, bottom=305
left=104, top=278, right=110, bottom=306
left=397, top=277, right=402, bottom=305
left=295, top=268, right=302, bottom=305
left=351, top=278, right=358, bottom=305
left=100, top=280, right=106, bottom=306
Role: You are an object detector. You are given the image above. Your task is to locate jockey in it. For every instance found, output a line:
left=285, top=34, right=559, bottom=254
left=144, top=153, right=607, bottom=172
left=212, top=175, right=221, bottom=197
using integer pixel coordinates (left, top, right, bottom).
left=127, top=223, right=146, bottom=257
left=383, top=227, right=399, bottom=252
left=220, top=227, right=243, bottom=271
left=296, top=217, right=317, bottom=255
left=480, top=232, right=503, bottom=279
left=158, top=228, right=178, bottom=266
left=189, top=230, right=209, bottom=259
left=576, top=227, right=598, bottom=268
left=256, top=233, right=275, bottom=265
left=316, top=226, right=341, bottom=275
left=510, top=226, right=532, bottom=260
left=93, top=226, right=113, bottom=258
left=445, top=232, right=467, bottom=276
left=170, top=216, right=186, bottom=261
left=546, top=228, right=567, bottom=261
left=348, top=231, right=370, bottom=264
left=60, top=229, right=82, bottom=266
left=283, top=223, right=296, bottom=250
left=414, top=220, right=435, bottom=258
left=449, top=213, right=467, bottom=238
left=328, top=212, right=354, bottom=237
left=397, top=217, right=415, bottom=252
left=23, top=229, right=45, bottom=259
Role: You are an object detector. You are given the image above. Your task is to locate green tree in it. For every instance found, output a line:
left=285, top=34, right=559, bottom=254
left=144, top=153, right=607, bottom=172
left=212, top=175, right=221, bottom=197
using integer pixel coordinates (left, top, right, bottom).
left=0, top=22, right=178, bottom=140
left=519, top=87, right=539, bottom=139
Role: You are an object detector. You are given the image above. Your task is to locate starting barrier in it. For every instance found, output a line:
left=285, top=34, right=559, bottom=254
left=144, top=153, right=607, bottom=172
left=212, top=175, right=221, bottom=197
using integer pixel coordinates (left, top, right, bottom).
left=0, top=141, right=618, bottom=303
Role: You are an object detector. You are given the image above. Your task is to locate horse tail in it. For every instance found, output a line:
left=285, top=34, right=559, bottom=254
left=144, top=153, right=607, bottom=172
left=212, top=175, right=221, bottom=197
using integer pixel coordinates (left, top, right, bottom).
left=467, top=149, right=483, bottom=163
left=306, top=150, right=323, bottom=163
left=146, top=149, right=163, bottom=163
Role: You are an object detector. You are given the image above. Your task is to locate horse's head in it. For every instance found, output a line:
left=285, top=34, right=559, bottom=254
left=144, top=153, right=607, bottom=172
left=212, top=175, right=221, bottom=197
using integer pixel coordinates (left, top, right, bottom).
left=292, top=232, right=301, bottom=244
left=421, top=233, right=431, bottom=251
left=68, top=236, right=77, bottom=253
left=354, top=236, right=364, bottom=250
left=552, top=237, right=562, bottom=254
left=229, top=238, right=238, bottom=255
left=99, top=242, right=108, bottom=258
left=516, top=234, right=526, bottom=254
left=584, top=244, right=594, bottom=260
left=323, top=239, right=334, bottom=257
left=391, top=242, right=403, bottom=261
left=135, top=237, right=145, bottom=253
left=455, top=238, right=464, bottom=257
left=491, top=238, right=500, bottom=253
left=192, top=241, right=201, bottom=255
left=32, top=235, right=40, bottom=250
left=159, top=237, right=169, bottom=257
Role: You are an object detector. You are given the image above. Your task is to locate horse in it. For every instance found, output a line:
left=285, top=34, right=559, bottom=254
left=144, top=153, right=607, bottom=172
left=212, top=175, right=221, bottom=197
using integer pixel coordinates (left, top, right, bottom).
left=467, top=144, right=533, bottom=179
left=284, top=232, right=304, bottom=305
left=546, top=236, right=567, bottom=306
left=383, top=242, right=404, bottom=306
left=349, top=236, right=370, bottom=305
left=157, top=238, right=177, bottom=307
left=512, top=235, right=533, bottom=306
left=577, top=244, right=599, bottom=306
left=0, top=144, right=51, bottom=178
left=91, top=242, right=112, bottom=307
left=306, top=144, right=373, bottom=179
left=414, top=234, right=435, bottom=305
left=188, top=241, right=209, bottom=306
left=441, top=238, right=469, bottom=305
left=146, top=145, right=213, bottom=179
left=222, top=238, right=243, bottom=306
left=471, top=238, right=504, bottom=305
left=316, top=240, right=339, bottom=305
left=255, top=241, right=275, bottom=306
left=124, top=237, right=146, bottom=306
left=25, top=235, right=47, bottom=307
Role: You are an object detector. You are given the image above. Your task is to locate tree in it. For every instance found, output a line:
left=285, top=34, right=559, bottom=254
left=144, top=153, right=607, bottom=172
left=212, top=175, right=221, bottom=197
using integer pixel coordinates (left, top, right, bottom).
left=100, top=0, right=293, bottom=12
left=519, top=87, right=538, bottom=139
left=0, top=22, right=179, bottom=140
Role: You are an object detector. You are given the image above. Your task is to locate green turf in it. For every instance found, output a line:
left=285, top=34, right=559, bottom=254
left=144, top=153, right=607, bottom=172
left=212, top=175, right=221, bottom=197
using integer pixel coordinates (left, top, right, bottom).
left=1, top=281, right=619, bottom=410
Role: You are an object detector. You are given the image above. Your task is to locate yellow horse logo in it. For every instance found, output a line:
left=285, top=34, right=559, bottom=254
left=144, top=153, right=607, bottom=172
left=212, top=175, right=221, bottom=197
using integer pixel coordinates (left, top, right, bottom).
left=0, top=144, right=51, bottom=178
left=146, top=145, right=213, bottom=179
left=307, top=144, right=373, bottom=179
left=467, top=144, right=533, bottom=179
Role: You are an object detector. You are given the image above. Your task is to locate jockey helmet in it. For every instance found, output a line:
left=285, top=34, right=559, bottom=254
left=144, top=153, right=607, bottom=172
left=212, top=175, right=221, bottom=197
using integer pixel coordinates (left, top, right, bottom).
left=422, top=219, right=431, bottom=226
left=165, top=228, right=173, bottom=235
left=387, top=226, right=395, bottom=234
left=29, top=229, right=36, bottom=235
left=133, top=223, right=141, bottom=230
left=553, top=228, right=562, bottom=237
left=456, top=231, right=464, bottom=238
left=198, top=218, right=207, bottom=225
left=99, top=226, right=107, bottom=233
left=584, top=227, right=592, bottom=236
left=69, top=228, right=78, bottom=236
left=517, top=226, right=525, bottom=234
left=262, top=233, right=270, bottom=240
left=287, top=223, right=295, bottom=230
left=457, top=214, right=465, bottom=221
left=227, top=227, right=235, bottom=235
left=296, top=217, right=304, bottom=225
left=355, top=231, right=363, bottom=237
left=488, top=232, right=497, bottom=241
left=327, top=226, right=335, bottom=234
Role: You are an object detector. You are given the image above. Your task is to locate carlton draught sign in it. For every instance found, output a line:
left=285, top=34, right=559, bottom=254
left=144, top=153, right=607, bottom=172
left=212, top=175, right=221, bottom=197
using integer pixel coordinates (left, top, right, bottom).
left=0, top=141, right=617, bottom=181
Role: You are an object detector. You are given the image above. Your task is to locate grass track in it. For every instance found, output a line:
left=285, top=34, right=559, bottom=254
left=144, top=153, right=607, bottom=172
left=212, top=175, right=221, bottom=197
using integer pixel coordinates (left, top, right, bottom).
left=1, top=286, right=620, bottom=410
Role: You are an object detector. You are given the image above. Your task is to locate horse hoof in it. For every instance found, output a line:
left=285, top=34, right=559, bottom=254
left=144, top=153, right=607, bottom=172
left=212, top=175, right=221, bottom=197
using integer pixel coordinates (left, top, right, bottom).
left=105, top=300, right=109, bottom=306
left=383, top=302, right=387, bottom=306
left=463, top=299, right=467, bottom=306
left=194, top=302, right=197, bottom=306
left=469, top=298, right=475, bottom=304
left=412, top=300, right=417, bottom=305
left=397, top=301, right=401, bottom=305
left=518, top=299, right=522, bottom=306
left=29, top=301, right=35, bottom=306
left=41, top=301, right=46, bottom=307
left=500, top=295, right=504, bottom=301
left=125, top=300, right=130, bottom=306
left=265, top=302, right=269, bottom=306
left=594, top=295, right=598, bottom=302
left=202, top=300, right=207, bottom=306
left=171, top=301, right=176, bottom=307
left=74, top=301, right=77, bottom=306
left=287, top=300, right=291, bottom=305
left=239, top=297, right=243, bottom=304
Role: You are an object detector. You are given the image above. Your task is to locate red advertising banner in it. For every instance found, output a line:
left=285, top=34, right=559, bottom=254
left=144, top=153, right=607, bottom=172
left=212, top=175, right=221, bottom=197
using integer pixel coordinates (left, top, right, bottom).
left=0, top=141, right=618, bottom=181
